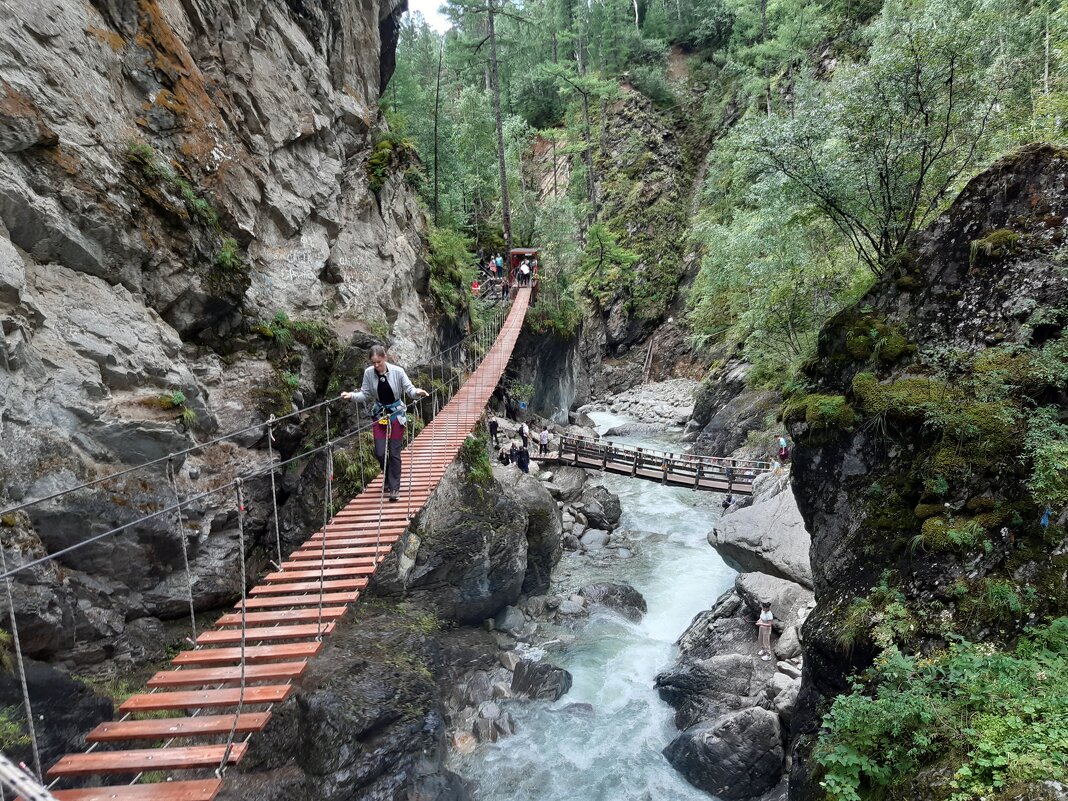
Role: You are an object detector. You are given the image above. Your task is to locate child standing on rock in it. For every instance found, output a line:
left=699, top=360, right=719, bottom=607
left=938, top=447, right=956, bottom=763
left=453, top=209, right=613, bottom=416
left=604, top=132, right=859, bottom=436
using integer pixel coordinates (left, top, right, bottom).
left=756, top=601, right=774, bottom=661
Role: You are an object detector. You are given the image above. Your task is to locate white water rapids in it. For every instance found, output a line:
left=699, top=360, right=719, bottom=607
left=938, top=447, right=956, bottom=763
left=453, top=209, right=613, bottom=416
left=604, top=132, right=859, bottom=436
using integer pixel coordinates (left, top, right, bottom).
left=451, top=413, right=733, bottom=800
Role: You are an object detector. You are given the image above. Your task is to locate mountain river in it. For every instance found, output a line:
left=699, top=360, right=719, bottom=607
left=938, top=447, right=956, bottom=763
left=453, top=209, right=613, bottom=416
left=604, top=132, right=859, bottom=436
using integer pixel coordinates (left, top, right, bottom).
left=452, top=412, right=734, bottom=800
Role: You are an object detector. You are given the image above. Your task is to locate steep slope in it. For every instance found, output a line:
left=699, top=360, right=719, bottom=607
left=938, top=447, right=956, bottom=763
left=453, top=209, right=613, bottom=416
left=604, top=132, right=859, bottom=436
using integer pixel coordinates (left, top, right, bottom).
left=0, top=0, right=440, bottom=666
left=786, top=144, right=1068, bottom=799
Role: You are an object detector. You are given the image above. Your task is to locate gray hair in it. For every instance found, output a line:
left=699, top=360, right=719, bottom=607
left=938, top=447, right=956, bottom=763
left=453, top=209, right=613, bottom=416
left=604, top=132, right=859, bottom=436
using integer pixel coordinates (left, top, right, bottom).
left=368, top=344, right=387, bottom=359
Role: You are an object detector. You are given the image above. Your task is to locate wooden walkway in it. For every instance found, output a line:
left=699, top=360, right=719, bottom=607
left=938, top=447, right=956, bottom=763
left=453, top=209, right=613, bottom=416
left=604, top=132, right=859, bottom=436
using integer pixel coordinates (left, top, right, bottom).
left=548, top=434, right=774, bottom=495
left=28, top=289, right=531, bottom=801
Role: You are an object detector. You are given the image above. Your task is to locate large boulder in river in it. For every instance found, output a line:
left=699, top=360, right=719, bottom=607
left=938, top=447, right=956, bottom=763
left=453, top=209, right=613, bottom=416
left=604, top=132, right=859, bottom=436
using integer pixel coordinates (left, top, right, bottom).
left=371, top=463, right=528, bottom=624
left=577, top=484, right=622, bottom=530
left=663, top=706, right=784, bottom=800
left=578, top=582, right=647, bottom=621
left=494, top=465, right=564, bottom=595
left=710, top=472, right=812, bottom=588
left=546, top=465, right=588, bottom=501
left=655, top=653, right=756, bottom=730
left=510, top=659, right=573, bottom=701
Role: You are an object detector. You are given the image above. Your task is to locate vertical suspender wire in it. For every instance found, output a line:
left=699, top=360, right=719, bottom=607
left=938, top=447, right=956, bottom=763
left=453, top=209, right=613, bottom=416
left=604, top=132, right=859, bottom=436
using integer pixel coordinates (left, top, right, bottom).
left=406, top=398, right=417, bottom=520
left=166, top=458, right=197, bottom=641
left=318, top=442, right=333, bottom=639
left=0, top=544, right=42, bottom=783
left=218, top=480, right=247, bottom=777
left=266, top=415, right=283, bottom=567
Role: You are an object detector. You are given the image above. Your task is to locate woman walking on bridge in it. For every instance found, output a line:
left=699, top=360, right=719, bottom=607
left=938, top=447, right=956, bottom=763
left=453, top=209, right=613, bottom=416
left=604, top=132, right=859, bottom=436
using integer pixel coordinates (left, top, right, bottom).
left=341, top=345, right=428, bottom=502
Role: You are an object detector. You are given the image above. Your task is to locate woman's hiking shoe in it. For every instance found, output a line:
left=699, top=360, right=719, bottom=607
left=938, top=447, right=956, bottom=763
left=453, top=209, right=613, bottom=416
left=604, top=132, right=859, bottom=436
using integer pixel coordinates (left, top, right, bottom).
left=389, top=490, right=400, bottom=502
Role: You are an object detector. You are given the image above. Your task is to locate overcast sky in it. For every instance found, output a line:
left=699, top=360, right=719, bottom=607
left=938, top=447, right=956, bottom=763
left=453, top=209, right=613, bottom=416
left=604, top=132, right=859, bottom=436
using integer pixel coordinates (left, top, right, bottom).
left=407, top=0, right=452, bottom=32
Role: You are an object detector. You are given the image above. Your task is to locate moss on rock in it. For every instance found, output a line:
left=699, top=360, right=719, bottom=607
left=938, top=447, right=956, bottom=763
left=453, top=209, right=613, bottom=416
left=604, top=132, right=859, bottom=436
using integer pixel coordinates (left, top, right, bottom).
left=783, top=393, right=856, bottom=431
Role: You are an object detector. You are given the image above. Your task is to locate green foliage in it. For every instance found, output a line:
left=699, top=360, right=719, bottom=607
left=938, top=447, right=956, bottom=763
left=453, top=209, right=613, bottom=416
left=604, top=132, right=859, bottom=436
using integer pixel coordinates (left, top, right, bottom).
left=969, top=228, right=1021, bottom=267
left=746, top=0, right=1021, bottom=274
left=179, top=406, right=197, bottom=429
left=1024, top=406, right=1068, bottom=507
left=816, top=618, right=1068, bottom=801
left=158, top=390, right=187, bottom=410
left=125, top=139, right=221, bottom=230
left=837, top=574, right=918, bottom=652
left=627, top=65, right=676, bottom=108
left=426, top=225, right=475, bottom=320
left=252, top=311, right=334, bottom=351
left=368, top=132, right=418, bottom=194
left=215, top=236, right=242, bottom=272
left=577, top=224, right=638, bottom=308
left=459, top=432, right=494, bottom=486
left=0, top=705, right=29, bottom=750
left=783, top=393, right=856, bottom=432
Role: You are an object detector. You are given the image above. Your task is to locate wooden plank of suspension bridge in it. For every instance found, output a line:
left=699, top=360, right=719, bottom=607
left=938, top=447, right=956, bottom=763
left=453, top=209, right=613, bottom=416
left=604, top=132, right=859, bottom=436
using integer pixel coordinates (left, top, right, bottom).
left=28, top=289, right=532, bottom=801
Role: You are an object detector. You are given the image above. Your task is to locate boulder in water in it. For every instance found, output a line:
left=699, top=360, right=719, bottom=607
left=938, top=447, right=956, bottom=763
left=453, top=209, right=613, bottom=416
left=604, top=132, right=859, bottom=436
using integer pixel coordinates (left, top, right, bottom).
left=578, top=484, right=622, bottom=529
left=580, top=529, right=610, bottom=550
left=578, top=582, right=647, bottom=622
left=510, top=659, right=573, bottom=701
left=663, top=706, right=784, bottom=800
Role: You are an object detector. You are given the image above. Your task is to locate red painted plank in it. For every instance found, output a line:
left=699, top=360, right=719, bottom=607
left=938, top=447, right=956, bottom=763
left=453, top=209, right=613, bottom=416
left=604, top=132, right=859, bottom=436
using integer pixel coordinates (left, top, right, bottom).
left=118, top=685, right=291, bottom=713
left=46, top=780, right=223, bottom=801
left=236, top=591, right=361, bottom=609
left=86, top=713, right=271, bottom=743
left=47, top=744, right=247, bottom=777
left=215, top=607, right=347, bottom=626
left=249, top=579, right=365, bottom=594
left=264, top=567, right=374, bottom=582
left=195, top=622, right=334, bottom=644
left=171, top=642, right=322, bottom=665
left=147, top=662, right=308, bottom=688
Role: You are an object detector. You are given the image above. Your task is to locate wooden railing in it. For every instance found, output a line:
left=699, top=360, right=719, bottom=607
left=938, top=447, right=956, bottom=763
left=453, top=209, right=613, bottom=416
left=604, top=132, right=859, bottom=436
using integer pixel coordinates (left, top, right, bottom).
left=554, top=434, right=774, bottom=495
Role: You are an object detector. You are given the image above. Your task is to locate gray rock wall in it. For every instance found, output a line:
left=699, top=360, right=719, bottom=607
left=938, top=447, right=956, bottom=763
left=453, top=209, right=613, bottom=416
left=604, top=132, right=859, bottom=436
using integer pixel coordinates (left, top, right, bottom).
left=0, top=0, right=436, bottom=666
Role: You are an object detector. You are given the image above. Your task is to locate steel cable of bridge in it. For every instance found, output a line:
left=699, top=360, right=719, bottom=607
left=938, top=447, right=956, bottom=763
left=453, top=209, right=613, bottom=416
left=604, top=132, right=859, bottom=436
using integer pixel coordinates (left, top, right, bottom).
left=0, top=406, right=404, bottom=582
left=266, top=415, right=283, bottom=568
left=166, top=456, right=199, bottom=642
left=217, top=480, right=249, bottom=777
left=0, top=542, right=43, bottom=783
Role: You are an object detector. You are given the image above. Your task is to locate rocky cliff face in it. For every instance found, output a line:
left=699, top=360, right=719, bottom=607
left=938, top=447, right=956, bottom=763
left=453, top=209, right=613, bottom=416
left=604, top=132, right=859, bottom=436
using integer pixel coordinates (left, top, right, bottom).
left=0, top=0, right=443, bottom=667
left=786, top=144, right=1068, bottom=799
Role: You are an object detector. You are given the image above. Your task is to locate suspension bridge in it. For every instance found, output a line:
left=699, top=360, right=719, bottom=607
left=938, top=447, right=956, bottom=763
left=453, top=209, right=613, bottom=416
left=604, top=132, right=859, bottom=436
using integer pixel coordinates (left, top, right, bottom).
left=1, top=285, right=770, bottom=801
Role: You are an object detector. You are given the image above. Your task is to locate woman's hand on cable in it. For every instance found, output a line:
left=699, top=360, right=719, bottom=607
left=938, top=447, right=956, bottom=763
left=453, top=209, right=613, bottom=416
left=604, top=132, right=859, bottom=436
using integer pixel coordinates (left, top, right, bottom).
left=340, top=391, right=354, bottom=400
left=416, top=388, right=430, bottom=398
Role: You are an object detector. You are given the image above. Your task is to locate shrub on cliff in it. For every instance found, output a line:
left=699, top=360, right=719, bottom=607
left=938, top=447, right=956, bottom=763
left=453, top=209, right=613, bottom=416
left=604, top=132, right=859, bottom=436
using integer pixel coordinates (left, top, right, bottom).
left=816, top=618, right=1068, bottom=801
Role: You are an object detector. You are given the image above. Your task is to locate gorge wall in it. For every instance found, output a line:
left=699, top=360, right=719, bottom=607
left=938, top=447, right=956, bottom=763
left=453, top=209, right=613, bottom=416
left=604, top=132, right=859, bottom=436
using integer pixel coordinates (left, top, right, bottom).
left=0, top=0, right=443, bottom=667
left=786, top=144, right=1068, bottom=799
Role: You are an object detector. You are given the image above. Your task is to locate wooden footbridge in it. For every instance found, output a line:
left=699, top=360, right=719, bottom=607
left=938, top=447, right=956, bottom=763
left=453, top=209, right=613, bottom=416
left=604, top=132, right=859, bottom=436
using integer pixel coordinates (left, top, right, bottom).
left=549, top=434, right=774, bottom=495
left=3, top=283, right=769, bottom=801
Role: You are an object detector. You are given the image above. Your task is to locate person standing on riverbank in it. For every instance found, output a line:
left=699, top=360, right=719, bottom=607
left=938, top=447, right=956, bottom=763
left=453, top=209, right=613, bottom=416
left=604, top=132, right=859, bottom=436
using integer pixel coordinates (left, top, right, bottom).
left=520, top=421, right=530, bottom=449
left=488, top=417, right=499, bottom=446
left=341, top=345, right=429, bottom=502
left=538, top=427, right=550, bottom=456
left=516, top=442, right=530, bottom=473
left=756, top=601, right=774, bottom=661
